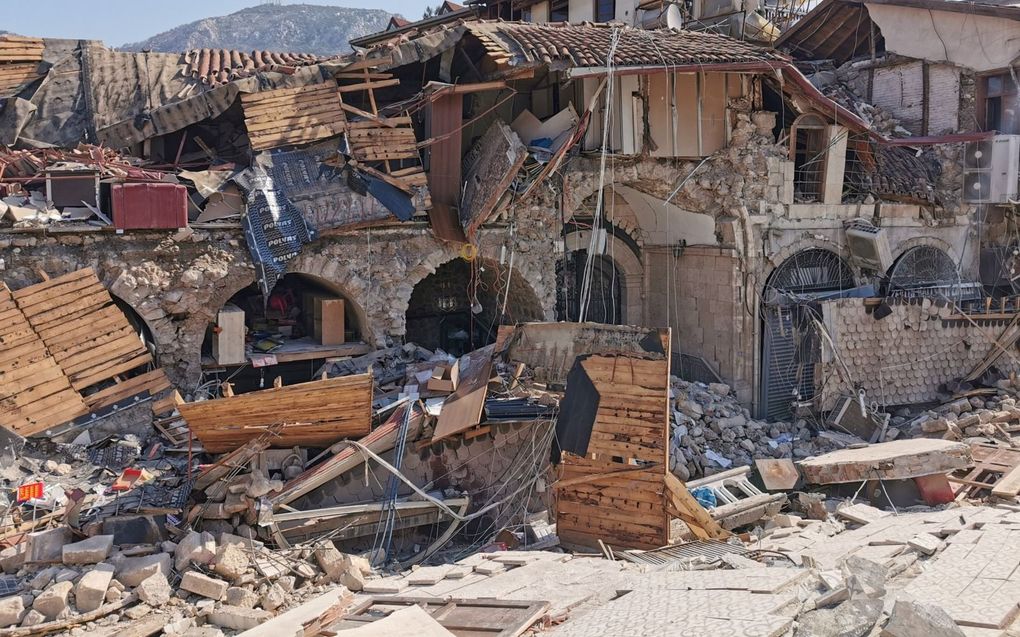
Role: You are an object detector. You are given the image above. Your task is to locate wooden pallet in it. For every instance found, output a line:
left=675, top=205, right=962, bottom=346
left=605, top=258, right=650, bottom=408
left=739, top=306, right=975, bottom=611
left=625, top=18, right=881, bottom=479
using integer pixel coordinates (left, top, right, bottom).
left=0, top=284, right=89, bottom=436
left=12, top=269, right=153, bottom=393
left=241, top=82, right=348, bottom=151
left=178, top=374, right=374, bottom=453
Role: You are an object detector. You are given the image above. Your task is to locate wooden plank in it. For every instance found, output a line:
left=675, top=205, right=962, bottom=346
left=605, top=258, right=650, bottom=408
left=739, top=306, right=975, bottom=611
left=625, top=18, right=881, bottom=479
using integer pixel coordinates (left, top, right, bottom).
left=83, top=369, right=172, bottom=411
left=242, top=95, right=341, bottom=118
left=179, top=374, right=373, bottom=452
left=992, top=464, right=1020, bottom=499
left=432, top=348, right=493, bottom=442
left=241, top=82, right=337, bottom=104
left=663, top=472, right=729, bottom=540
left=337, top=78, right=400, bottom=92
left=10, top=268, right=95, bottom=300
left=68, top=352, right=152, bottom=391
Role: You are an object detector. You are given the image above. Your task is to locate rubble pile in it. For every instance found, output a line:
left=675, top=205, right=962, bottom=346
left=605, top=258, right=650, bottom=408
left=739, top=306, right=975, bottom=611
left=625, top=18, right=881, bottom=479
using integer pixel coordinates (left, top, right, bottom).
left=0, top=526, right=372, bottom=634
left=670, top=378, right=841, bottom=481
left=907, top=391, right=1020, bottom=443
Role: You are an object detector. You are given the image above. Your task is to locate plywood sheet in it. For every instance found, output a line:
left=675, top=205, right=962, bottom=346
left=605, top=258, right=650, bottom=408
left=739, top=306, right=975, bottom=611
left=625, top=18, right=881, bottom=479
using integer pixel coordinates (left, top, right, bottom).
left=178, top=374, right=373, bottom=452
left=432, top=347, right=494, bottom=442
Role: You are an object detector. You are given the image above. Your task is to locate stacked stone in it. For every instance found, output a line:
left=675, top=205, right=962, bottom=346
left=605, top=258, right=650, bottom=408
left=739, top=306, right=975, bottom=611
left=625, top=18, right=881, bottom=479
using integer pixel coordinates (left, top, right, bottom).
left=669, top=378, right=840, bottom=481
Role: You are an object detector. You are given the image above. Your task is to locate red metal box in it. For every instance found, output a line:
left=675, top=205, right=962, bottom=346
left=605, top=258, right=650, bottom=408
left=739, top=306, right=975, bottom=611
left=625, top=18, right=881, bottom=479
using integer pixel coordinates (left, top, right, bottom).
left=111, top=183, right=188, bottom=230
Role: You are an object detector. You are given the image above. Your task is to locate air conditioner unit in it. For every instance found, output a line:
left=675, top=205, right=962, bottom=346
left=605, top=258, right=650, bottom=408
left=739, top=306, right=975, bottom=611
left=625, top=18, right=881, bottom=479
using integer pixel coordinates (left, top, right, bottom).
left=845, top=222, right=893, bottom=272
left=963, top=134, right=1020, bottom=204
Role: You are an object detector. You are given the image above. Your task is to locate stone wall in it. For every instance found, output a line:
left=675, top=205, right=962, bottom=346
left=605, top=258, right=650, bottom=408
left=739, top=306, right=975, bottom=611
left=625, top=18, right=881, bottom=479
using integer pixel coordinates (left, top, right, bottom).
left=818, top=297, right=1020, bottom=408
left=0, top=220, right=560, bottom=391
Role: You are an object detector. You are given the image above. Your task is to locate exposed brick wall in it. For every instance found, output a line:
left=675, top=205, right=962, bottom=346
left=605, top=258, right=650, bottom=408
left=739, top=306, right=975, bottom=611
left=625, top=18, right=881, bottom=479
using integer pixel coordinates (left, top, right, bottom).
left=929, top=64, right=961, bottom=134
left=873, top=61, right=925, bottom=134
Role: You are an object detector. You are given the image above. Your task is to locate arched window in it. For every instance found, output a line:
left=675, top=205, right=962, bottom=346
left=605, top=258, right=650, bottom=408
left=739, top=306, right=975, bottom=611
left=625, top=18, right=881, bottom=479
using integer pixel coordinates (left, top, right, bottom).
left=760, top=248, right=855, bottom=421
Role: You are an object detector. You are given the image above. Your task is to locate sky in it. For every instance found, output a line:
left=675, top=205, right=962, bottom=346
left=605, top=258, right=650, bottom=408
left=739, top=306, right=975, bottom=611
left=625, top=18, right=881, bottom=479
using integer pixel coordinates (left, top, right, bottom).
left=1, top=0, right=433, bottom=47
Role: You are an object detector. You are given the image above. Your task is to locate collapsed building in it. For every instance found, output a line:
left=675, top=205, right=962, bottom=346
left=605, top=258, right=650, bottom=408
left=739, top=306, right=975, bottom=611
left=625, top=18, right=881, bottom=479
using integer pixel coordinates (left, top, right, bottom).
left=3, top=0, right=1020, bottom=634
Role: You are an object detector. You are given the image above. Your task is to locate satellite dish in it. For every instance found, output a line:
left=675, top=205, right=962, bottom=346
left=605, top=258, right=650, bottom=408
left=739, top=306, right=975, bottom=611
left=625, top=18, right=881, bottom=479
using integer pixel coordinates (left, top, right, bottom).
left=639, top=4, right=683, bottom=29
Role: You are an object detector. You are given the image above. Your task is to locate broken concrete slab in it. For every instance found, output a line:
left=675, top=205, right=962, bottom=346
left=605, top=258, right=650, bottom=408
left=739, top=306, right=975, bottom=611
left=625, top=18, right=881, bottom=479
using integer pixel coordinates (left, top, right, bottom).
left=62, top=534, right=113, bottom=565
left=798, top=439, right=972, bottom=485
left=795, top=598, right=883, bottom=637
left=175, top=530, right=217, bottom=570
left=907, top=533, right=943, bottom=556
left=882, top=600, right=966, bottom=637
left=208, top=605, right=274, bottom=631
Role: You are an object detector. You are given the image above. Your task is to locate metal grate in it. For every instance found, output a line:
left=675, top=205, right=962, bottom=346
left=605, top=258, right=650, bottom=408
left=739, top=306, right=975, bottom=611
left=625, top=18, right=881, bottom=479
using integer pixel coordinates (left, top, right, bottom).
left=672, top=352, right=724, bottom=385
left=766, top=248, right=855, bottom=297
left=888, top=245, right=960, bottom=291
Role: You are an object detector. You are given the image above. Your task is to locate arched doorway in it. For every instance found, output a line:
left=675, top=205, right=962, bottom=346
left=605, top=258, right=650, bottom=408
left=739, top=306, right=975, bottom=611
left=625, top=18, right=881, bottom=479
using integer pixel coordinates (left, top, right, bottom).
left=200, top=273, right=367, bottom=394
left=556, top=250, right=624, bottom=325
left=405, top=258, right=544, bottom=356
left=759, top=248, right=855, bottom=421
left=109, top=295, right=156, bottom=358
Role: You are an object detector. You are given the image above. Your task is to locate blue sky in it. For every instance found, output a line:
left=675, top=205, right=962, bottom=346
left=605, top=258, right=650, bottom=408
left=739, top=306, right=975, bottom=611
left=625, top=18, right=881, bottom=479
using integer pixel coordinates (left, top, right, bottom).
left=3, top=1, right=432, bottom=47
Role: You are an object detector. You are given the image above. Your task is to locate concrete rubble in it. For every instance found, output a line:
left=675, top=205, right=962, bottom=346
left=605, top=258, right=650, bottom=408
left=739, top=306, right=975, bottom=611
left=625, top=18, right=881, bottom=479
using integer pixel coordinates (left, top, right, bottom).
left=1, top=0, right=1020, bottom=633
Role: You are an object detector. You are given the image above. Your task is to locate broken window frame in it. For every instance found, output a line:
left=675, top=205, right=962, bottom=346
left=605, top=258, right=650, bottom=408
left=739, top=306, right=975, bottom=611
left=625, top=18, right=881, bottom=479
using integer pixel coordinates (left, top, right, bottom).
left=789, top=113, right=828, bottom=203
left=980, top=71, right=1020, bottom=135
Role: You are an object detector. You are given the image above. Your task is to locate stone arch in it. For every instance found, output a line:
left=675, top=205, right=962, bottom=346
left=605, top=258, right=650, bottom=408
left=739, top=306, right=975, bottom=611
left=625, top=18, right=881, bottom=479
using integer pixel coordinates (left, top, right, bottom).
left=757, top=246, right=856, bottom=421
left=762, top=236, right=857, bottom=299
left=403, top=253, right=546, bottom=354
left=563, top=228, right=644, bottom=325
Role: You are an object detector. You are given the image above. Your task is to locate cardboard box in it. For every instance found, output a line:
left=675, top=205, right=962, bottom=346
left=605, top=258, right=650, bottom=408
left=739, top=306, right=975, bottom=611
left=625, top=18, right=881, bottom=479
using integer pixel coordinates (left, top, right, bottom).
left=213, top=304, right=246, bottom=365
left=427, top=360, right=460, bottom=393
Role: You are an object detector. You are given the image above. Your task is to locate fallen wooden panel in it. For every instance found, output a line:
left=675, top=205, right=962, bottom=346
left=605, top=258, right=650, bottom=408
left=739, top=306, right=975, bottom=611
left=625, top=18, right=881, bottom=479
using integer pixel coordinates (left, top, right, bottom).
left=432, top=347, right=494, bottom=442
left=82, top=369, right=173, bottom=412
left=459, top=119, right=526, bottom=239
left=12, top=269, right=152, bottom=393
left=242, top=82, right=347, bottom=151
left=799, top=438, right=972, bottom=485
left=952, top=443, right=1020, bottom=499
left=0, top=62, right=43, bottom=96
left=178, top=374, right=373, bottom=453
left=330, top=605, right=454, bottom=636
left=0, top=284, right=89, bottom=436
left=333, top=597, right=549, bottom=637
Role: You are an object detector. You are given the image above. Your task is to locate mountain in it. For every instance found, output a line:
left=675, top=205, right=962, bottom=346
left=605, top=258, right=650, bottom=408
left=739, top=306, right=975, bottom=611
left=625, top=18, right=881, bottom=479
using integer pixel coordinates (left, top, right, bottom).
left=121, top=4, right=395, bottom=55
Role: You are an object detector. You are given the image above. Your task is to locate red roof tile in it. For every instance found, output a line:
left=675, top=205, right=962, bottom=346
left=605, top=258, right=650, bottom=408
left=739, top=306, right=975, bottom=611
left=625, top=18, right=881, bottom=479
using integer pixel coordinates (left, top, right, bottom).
left=467, top=21, right=788, bottom=68
left=182, top=48, right=337, bottom=86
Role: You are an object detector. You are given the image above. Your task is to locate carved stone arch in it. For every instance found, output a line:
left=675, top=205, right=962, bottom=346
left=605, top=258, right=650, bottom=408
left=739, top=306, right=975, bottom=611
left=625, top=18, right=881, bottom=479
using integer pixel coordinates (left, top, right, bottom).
left=286, top=253, right=376, bottom=346
left=563, top=228, right=644, bottom=325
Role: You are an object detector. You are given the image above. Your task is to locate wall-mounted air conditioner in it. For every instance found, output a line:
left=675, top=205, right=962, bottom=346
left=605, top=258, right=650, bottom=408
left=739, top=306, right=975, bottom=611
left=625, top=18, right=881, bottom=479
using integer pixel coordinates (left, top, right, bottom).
left=845, top=222, right=893, bottom=272
left=963, top=134, right=1020, bottom=204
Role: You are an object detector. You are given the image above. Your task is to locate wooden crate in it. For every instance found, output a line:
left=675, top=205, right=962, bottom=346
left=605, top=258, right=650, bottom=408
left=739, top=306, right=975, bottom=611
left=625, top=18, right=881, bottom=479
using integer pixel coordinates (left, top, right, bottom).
left=313, top=298, right=345, bottom=346
left=212, top=304, right=246, bottom=365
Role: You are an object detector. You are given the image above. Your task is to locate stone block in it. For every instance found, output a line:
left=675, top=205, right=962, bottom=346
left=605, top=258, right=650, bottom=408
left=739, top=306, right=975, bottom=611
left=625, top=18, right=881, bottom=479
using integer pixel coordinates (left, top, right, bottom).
left=26, top=528, right=71, bottom=564
left=74, top=563, right=114, bottom=612
left=62, top=534, right=114, bottom=565
left=101, top=514, right=166, bottom=546
left=114, top=553, right=172, bottom=587
left=313, top=543, right=346, bottom=581
left=211, top=542, right=249, bottom=582
left=0, top=545, right=26, bottom=574
left=206, top=605, right=274, bottom=631
left=907, top=533, right=943, bottom=556
left=136, top=572, right=172, bottom=606
left=175, top=531, right=216, bottom=571
left=179, top=572, right=228, bottom=600
left=0, top=595, right=25, bottom=628
left=224, top=586, right=259, bottom=609
left=32, top=580, right=72, bottom=620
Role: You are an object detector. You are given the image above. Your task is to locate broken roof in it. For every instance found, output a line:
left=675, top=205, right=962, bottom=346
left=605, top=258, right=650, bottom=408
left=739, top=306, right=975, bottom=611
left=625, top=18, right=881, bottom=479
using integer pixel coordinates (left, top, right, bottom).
left=467, top=21, right=789, bottom=70
left=182, top=48, right=335, bottom=86
left=775, top=0, right=881, bottom=64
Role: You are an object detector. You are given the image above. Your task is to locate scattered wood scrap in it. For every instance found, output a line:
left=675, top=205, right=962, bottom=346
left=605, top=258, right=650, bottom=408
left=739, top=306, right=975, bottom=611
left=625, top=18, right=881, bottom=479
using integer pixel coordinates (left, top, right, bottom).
left=333, top=597, right=549, bottom=637
left=949, top=443, right=1020, bottom=499
left=178, top=374, right=374, bottom=452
